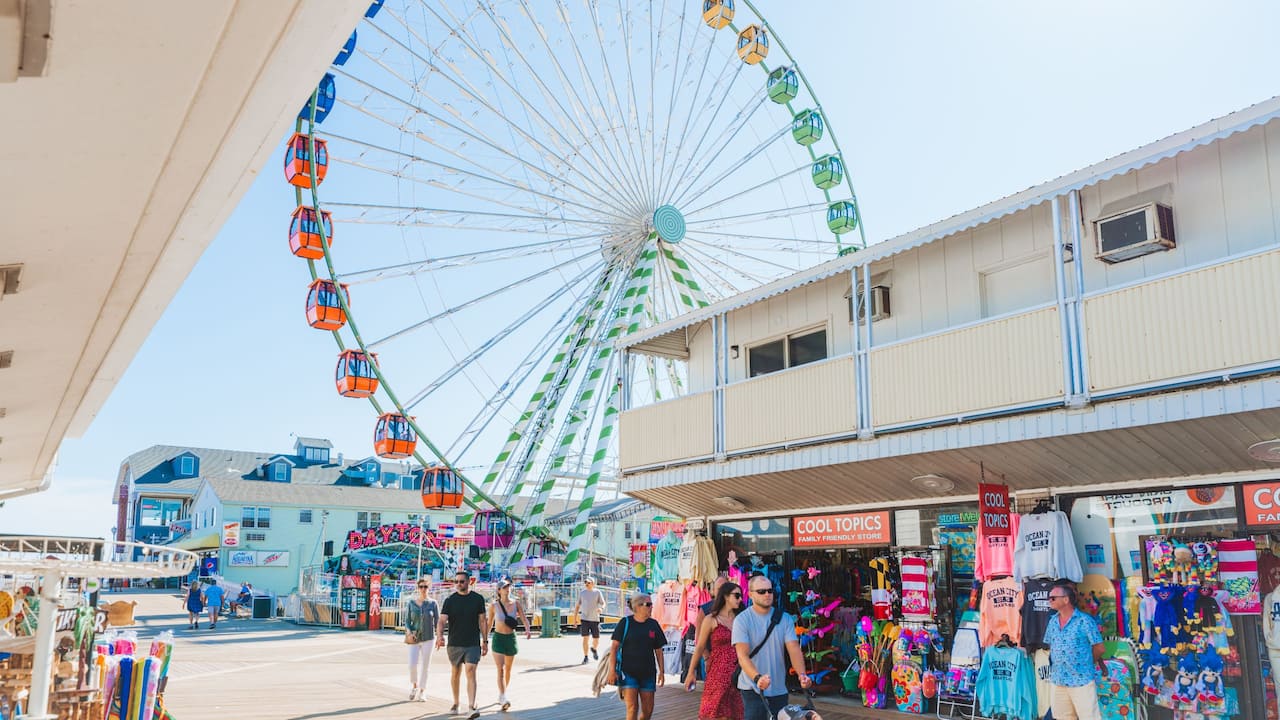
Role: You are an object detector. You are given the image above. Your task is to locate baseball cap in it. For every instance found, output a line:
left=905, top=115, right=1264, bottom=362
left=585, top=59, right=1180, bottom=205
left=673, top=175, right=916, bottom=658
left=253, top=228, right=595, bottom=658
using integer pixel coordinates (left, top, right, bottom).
left=584, top=577, right=596, bottom=584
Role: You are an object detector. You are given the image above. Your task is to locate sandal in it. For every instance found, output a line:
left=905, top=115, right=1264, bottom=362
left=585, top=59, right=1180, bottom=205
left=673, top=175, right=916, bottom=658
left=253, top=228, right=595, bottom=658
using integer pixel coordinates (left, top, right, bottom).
left=449, top=704, right=459, bottom=715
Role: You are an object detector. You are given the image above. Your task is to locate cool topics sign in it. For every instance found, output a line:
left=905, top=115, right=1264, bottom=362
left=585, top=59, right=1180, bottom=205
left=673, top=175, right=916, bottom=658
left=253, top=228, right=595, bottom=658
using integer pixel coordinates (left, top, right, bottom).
left=979, top=483, right=1012, bottom=537
left=792, top=511, right=891, bottom=547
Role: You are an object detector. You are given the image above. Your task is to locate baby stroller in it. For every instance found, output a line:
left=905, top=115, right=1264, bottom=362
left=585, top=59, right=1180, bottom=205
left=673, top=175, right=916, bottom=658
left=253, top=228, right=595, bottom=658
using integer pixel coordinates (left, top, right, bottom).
left=936, top=626, right=980, bottom=720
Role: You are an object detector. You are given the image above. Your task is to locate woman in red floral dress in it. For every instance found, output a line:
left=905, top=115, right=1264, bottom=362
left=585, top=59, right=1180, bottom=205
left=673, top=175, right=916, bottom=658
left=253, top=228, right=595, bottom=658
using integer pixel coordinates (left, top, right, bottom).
left=685, top=582, right=745, bottom=720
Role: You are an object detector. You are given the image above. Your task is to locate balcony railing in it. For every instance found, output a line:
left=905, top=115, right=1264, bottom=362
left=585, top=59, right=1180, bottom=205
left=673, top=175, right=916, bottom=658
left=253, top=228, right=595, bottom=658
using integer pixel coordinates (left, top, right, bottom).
left=725, top=355, right=857, bottom=452
left=618, top=391, right=714, bottom=469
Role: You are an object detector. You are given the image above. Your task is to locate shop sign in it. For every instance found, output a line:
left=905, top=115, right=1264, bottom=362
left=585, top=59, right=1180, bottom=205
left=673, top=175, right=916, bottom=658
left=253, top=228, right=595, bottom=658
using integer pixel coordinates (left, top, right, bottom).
left=937, top=512, right=979, bottom=527
left=259, top=551, right=290, bottom=567
left=345, top=523, right=441, bottom=551
left=979, top=484, right=1011, bottom=536
left=169, top=519, right=192, bottom=536
left=438, top=523, right=476, bottom=542
left=221, top=521, right=241, bottom=547
left=1243, top=481, right=1280, bottom=526
left=649, top=520, right=686, bottom=544
left=228, top=550, right=257, bottom=567
left=792, top=511, right=891, bottom=547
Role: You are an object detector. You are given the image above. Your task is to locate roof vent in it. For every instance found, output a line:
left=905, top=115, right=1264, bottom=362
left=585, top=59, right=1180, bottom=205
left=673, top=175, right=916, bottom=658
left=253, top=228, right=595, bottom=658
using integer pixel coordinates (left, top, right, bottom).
left=0, top=351, right=11, bottom=368
left=0, top=265, right=22, bottom=296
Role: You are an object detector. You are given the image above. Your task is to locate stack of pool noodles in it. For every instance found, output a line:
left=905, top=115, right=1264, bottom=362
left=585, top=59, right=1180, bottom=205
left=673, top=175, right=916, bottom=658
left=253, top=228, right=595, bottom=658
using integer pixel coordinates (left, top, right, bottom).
left=92, top=630, right=173, bottom=720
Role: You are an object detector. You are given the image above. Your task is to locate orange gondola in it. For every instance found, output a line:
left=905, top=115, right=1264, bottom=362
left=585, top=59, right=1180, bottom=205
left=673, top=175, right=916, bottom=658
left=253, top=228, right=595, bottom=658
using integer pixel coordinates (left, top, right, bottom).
left=284, top=132, right=328, bottom=188
left=289, top=206, right=333, bottom=259
left=335, top=349, right=379, bottom=398
left=474, top=509, right=515, bottom=550
left=305, top=278, right=348, bottom=331
left=421, top=466, right=463, bottom=510
left=374, top=412, right=417, bottom=459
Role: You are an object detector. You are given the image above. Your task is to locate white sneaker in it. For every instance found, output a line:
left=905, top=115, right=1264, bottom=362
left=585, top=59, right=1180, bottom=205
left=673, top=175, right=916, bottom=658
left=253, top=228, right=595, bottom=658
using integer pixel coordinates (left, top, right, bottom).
left=416, top=691, right=427, bottom=702
left=409, top=687, right=418, bottom=701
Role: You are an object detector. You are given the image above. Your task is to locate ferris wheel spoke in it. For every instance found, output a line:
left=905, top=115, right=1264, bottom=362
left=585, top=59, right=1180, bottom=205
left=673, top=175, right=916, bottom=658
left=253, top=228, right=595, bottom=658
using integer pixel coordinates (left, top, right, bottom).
left=326, top=200, right=624, bottom=233
left=656, top=20, right=720, bottom=204
left=675, top=239, right=774, bottom=289
left=657, top=50, right=745, bottom=204
left=684, top=199, right=831, bottom=228
left=365, top=13, right=639, bottom=212
left=469, top=1, right=651, bottom=217
left=669, top=243, right=743, bottom=302
left=667, top=92, right=771, bottom=208
left=367, top=248, right=602, bottom=350
left=683, top=159, right=812, bottom=219
left=337, top=235, right=604, bottom=284
left=327, top=77, right=627, bottom=216
left=615, top=3, right=655, bottom=205
left=400, top=258, right=609, bottom=411
left=578, top=0, right=652, bottom=211
left=674, top=123, right=793, bottom=211
left=326, top=131, right=634, bottom=225
left=415, top=3, right=648, bottom=216
left=652, top=0, right=693, bottom=202
left=682, top=234, right=801, bottom=274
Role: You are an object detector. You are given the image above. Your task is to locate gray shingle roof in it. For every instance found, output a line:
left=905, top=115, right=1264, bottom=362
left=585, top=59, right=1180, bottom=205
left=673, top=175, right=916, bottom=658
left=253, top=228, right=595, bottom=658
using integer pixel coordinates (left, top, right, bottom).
left=114, top=444, right=416, bottom=502
left=295, top=437, right=334, bottom=449
left=202, top=477, right=426, bottom=511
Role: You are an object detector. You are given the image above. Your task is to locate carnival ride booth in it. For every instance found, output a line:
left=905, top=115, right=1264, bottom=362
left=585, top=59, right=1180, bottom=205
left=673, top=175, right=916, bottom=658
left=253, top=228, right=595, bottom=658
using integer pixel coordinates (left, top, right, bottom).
left=0, top=536, right=195, bottom=720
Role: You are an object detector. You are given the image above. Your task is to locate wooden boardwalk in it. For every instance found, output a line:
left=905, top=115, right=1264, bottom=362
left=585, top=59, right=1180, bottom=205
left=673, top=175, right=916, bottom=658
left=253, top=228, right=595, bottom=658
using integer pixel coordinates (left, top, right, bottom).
left=113, top=592, right=887, bottom=720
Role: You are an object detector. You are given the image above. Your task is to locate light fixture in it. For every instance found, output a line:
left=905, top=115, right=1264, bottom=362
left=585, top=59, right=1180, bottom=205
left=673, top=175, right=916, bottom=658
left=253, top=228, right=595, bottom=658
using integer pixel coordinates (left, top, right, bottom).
left=909, top=473, right=955, bottom=493
left=712, top=496, right=748, bottom=512
left=1248, top=440, right=1280, bottom=463
left=730, top=345, right=740, bottom=359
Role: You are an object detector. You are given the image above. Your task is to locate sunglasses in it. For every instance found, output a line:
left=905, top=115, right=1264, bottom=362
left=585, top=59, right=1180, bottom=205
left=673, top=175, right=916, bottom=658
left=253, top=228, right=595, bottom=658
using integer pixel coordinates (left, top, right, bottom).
left=729, top=592, right=743, bottom=598
left=636, top=601, right=653, bottom=607
left=753, top=588, right=775, bottom=595
left=417, top=585, right=430, bottom=589
left=454, top=578, right=469, bottom=583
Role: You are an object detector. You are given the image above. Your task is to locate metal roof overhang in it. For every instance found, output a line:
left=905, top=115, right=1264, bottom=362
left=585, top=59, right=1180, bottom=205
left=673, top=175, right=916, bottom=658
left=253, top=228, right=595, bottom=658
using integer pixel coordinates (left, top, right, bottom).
left=545, top=498, right=650, bottom=527
left=621, top=96, right=1280, bottom=355
left=622, top=376, right=1280, bottom=519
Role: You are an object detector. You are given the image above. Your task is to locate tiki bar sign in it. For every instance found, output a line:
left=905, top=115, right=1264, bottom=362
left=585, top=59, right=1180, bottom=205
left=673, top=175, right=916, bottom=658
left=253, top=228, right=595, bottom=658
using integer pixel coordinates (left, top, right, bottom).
left=346, top=523, right=442, bottom=551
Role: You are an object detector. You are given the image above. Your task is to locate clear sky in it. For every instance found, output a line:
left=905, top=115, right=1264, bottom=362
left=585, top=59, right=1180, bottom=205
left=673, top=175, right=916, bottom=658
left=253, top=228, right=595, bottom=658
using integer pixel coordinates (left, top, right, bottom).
left=4, top=0, right=1279, bottom=539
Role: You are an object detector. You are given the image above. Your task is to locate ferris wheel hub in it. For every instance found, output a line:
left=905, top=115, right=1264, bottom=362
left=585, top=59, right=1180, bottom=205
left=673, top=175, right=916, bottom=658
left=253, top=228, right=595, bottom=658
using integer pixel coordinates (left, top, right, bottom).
left=652, top=205, right=686, bottom=244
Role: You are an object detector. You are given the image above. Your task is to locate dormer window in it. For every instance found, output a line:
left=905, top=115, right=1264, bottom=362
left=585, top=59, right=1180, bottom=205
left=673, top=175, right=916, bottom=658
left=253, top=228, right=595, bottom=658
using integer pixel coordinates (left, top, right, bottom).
left=180, top=456, right=195, bottom=476
left=272, top=463, right=289, bottom=482
left=303, top=446, right=330, bottom=463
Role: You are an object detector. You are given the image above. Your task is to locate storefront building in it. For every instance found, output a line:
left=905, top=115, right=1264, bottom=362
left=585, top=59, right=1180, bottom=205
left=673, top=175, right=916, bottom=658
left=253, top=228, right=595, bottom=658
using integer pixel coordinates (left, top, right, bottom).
left=617, top=98, right=1280, bottom=717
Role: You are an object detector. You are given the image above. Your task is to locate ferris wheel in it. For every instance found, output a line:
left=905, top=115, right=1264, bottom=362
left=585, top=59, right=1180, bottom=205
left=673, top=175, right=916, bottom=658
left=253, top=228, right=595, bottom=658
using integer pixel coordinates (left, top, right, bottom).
left=285, top=0, right=866, bottom=574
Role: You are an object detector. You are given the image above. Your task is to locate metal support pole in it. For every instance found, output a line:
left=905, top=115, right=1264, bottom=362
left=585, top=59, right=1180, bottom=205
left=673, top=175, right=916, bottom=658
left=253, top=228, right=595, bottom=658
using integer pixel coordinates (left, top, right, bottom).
left=1068, top=189, right=1091, bottom=400
left=23, top=573, right=63, bottom=720
left=1050, top=196, right=1075, bottom=401
left=858, top=262, right=875, bottom=439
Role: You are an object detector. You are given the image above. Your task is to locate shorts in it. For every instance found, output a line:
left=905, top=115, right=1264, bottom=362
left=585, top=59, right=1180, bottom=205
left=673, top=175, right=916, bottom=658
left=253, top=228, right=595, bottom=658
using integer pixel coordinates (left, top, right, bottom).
left=447, top=645, right=482, bottom=666
left=579, top=620, right=600, bottom=638
left=491, top=631, right=518, bottom=656
left=617, top=671, right=656, bottom=693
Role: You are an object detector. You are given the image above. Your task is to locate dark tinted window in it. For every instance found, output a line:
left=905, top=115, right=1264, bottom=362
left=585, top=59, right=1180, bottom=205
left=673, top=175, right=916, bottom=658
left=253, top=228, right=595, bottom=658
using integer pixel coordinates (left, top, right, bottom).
left=1098, top=210, right=1148, bottom=253
left=788, top=330, right=827, bottom=367
left=748, top=339, right=784, bottom=377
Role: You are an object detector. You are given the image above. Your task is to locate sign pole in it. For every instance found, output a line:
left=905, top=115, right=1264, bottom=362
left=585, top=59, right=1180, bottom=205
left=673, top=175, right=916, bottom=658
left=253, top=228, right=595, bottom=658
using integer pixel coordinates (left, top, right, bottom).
left=416, top=514, right=425, bottom=581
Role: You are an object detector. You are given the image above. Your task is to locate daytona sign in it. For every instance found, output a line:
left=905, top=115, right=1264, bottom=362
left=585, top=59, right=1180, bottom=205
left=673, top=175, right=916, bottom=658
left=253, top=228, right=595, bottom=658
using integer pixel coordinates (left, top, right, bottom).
left=792, top=511, right=891, bottom=547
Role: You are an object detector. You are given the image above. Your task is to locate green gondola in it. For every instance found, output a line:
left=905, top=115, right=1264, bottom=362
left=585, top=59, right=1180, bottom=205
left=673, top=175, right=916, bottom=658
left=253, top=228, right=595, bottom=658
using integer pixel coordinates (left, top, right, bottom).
left=792, top=108, right=823, bottom=146
left=827, top=200, right=858, bottom=234
left=767, top=66, right=798, bottom=104
left=812, top=154, right=843, bottom=190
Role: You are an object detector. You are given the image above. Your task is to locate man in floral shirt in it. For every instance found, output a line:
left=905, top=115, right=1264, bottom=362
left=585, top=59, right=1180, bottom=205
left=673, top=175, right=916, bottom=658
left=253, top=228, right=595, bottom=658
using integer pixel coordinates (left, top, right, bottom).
left=1044, top=581, right=1104, bottom=720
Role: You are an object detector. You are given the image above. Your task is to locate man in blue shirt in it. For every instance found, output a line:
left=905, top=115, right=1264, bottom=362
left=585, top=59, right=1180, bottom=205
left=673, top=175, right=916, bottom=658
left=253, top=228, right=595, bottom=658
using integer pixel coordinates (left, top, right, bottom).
left=202, top=580, right=226, bottom=630
left=1043, top=581, right=1103, bottom=720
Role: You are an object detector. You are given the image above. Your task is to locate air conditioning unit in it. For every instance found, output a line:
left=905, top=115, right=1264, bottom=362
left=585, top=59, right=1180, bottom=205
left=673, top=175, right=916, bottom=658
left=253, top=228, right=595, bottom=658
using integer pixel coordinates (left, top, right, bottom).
left=851, top=284, right=890, bottom=323
left=1094, top=202, right=1175, bottom=263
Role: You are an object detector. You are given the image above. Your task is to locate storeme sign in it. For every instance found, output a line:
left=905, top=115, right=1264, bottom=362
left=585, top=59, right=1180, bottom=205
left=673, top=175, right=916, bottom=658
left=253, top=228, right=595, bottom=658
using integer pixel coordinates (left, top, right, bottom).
left=979, top=483, right=1011, bottom=537
left=346, top=523, right=441, bottom=551
left=1243, top=482, right=1280, bottom=526
left=792, top=511, right=891, bottom=547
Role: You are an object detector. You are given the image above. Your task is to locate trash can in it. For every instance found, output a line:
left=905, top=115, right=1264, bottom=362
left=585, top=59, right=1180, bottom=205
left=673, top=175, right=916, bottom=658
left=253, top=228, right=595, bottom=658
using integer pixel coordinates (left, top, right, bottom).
left=540, top=607, right=561, bottom=638
left=252, top=596, right=273, bottom=619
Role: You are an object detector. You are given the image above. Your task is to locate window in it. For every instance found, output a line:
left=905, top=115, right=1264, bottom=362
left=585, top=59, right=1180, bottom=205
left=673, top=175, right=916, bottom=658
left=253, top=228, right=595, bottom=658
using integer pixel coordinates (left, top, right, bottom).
left=979, top=254, right=1054, bottom=318
left=357, top=511, right=382, bottom=531
left=299, top=509, right=313, bottom=524
left=179, top=456, right=195, bottom=477
left=748, top=328, right=827, bottom=377
left=593, top=525, right=601, bottom=539
left=303, top=446, right=329, bottom=463
left=401, top=474, right=419, bottom=490
left=623, top=522, right=633, bottom=540
left=272, top=463, right=289, bottom=482
left=242, top=507, right=270, bottom=529
left=245, top=532, right=267, bottom=542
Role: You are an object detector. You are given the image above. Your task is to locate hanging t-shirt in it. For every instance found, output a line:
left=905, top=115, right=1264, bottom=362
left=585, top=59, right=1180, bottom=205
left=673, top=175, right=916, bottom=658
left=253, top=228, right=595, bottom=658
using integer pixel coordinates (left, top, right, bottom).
left=683, top=583, right=710, bottom=631
left=1033, top=649, right=1052, bottom=719
left=1259, top=547, right=1280, bottom=595
left=975, top=644, right=1037, bottom=720
left=652, top=580, right=684, bottom=630
left=653, top=532, right=682, bottom=584
left=1019, top=578, right=1055, bottom=650
left=978, top=577, right=1023, bottom=647
left=1012, top=510, right=1083, bottom=582
left=677, top=534, right=698, bottom=581
left=975, top=513, right=1020, bottom=582
left=663, top=626, right=684, bottom=675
